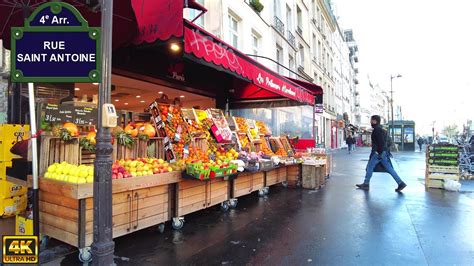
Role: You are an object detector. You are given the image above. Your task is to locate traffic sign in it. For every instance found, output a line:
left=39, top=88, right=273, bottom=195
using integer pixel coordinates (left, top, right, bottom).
left=10, top=2, right=101, bottom=83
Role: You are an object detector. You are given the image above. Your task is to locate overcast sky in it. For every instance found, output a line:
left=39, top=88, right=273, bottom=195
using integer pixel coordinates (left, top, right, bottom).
left=333, top=0, right=474, bottom=135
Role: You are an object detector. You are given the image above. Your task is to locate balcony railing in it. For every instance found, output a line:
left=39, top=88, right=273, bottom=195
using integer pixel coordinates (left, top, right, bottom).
left=297, top=26, right=303, bottom=35
left=287, top=31, right=296, bottom=47
left=274, top=16, right=285, bottom=35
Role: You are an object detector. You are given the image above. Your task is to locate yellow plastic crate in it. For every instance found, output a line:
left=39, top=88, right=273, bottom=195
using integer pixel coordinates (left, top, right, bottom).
left=0, top=161, right=12, bottom=181
left=0, top=179, right=27, bottom=199
left=0, top=124, right=30, bottom=162
left=0, top=194, right=27, bottom=217
left=15, top=214, right=34, bottom=235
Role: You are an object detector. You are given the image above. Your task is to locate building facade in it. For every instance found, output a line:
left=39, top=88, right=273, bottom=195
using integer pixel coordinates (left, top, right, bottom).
left=185, top=0, right=358, bottom=149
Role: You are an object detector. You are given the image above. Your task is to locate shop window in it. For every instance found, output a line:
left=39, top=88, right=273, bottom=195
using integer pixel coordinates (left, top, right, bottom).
left=231, top=106, right=314, bottom=139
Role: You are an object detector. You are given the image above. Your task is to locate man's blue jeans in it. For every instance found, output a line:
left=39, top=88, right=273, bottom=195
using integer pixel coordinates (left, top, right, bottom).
left=364, top=151, right=403, bottom=185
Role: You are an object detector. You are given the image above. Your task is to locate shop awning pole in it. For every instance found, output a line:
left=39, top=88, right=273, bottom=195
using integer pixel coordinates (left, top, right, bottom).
left=27, top=82, right=40, bottom=238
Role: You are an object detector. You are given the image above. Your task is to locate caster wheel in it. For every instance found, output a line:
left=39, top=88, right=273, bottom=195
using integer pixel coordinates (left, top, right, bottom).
left=40, top=235, right=50, bottom=250
left=78, top=247, right=92, bottom=263
left=264, top=187, right=269, bottom=195
left=220, top=201, right=230, bottom=212
left=157, top=223, right=165, bottom=234
left=258, top=190, right=265, bottom=197
left=229, top=199, right=238, bottom=209
left=282, top=181, right=288, bottom=188
left=172, top=218, right=184, bottom=230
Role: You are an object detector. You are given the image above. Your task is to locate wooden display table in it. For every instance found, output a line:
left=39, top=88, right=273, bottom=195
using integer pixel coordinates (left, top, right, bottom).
left=265, top=167, right=287, bottom=187
left=173, top=177, right=230, bottom=230
left=38, top=172, right=180, bottom=257
left=232, top=171, right=265, bottom=198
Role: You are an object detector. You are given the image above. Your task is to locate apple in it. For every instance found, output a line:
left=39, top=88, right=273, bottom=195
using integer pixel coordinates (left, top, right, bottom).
left=117, top=172, right=124, bottom=179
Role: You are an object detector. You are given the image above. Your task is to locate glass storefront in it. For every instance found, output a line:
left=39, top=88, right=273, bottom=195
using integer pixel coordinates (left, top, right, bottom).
left=231, top=105, right=314, bottom=139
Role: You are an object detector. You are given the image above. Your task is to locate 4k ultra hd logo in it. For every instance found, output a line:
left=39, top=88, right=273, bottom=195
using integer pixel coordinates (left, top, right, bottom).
left=2, top=236, right=38, bottom=264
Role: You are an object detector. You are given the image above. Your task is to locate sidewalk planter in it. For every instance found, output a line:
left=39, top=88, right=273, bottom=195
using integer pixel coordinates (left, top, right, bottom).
left=38, top=172, right=179, bottom=253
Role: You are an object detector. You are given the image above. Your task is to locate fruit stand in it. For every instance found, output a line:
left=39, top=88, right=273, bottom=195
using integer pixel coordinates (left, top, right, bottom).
left=23, top=92, right=332, bottom=262
left=38, top=171, right=179, bottom=260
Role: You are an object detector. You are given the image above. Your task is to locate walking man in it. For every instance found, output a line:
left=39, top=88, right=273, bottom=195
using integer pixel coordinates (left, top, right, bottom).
left=346, top=134, right=354, bottom=154
left=356, top=115, right=407, bottom=192
left=417, top=136, right=424, bottom=152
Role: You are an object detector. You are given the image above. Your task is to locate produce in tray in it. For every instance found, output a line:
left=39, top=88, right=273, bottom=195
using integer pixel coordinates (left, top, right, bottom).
left=256, top=121, right=272, bottom=136
left=234, top=117, right=249, bottom=132
left=117, top=157, right=173, bottom=177
left=260, top=138, right=274, bottom=156
left=186, top=160, right=238, bottom=180
left=44, top=162, right=94, bottom=183
left=238, top=133, right=250, bottom=150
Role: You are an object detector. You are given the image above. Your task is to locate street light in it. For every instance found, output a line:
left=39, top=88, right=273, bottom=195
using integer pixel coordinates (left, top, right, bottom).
left=390, top=74, right=402, bottom=146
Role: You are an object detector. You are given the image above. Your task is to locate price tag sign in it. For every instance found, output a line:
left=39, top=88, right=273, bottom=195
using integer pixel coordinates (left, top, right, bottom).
left=44, top=103, right=61, bottom=122
left=10, top=2, right=101, bottom=83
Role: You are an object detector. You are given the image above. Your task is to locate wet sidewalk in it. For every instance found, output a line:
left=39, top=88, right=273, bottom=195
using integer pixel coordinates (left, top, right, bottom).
left=45, top=148, right=474, bottom=265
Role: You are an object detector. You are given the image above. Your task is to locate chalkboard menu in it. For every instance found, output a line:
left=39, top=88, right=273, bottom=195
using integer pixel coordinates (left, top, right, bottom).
left=45, top=104, right=97, bottom=125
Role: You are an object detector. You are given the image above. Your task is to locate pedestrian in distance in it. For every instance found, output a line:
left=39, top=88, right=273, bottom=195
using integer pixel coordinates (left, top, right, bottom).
left=356, top=115, right=407, bottom=192
left=417, top=136, right=424, bottom=152
left=351, top=135, right=357, bottom=151
left=346, top=134, right=354, bottom=154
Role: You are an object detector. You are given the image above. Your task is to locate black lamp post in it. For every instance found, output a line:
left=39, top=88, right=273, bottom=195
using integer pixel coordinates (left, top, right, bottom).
left=91, top=0, right=115, bottom=265
left=390, top=74, right=402, bottom=145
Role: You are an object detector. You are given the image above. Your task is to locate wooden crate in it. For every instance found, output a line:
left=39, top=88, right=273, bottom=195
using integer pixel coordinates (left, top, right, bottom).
left=233, top=172, right=264, bottom=197
left=137, top=137, right=164, bottom=159
left=39, top=172, right=179, bottom=248
left=208, top=179, right=229, bottom=207
left=113, top=141, right=138, bottom=161
left=79, top=149, right=95, bottom=165
left=265, top=167, right=287, bottom=186
left=39, top=136, right=80, bottom=177
left=286, top=164, right=301, bottom=187
left=302, top=164, right=325, bottom=189
left=426, top=179, right=444, bottom=189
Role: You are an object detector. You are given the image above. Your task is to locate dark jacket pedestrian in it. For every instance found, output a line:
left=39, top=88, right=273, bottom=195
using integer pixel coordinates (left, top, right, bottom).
left=356, top=115, right=406, bottom=192
left=417, top=137, right=424, bottom=151
left=346, top=134, right=355, bottom=154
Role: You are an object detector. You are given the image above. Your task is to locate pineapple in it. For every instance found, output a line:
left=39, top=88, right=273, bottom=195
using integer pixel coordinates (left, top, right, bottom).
left=52, top=124, right=62, bottom=137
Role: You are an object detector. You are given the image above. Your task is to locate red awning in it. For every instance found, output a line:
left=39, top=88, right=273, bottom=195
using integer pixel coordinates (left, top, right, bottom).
left=183, top=20, right=315, bottom=105
left=286, top=77, right=323, bottom=95
left=131, top=0, right=184, bottom=44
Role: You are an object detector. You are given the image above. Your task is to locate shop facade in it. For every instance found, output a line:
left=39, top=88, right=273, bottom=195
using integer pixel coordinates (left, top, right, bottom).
left=0, top=1, right=330, bottom=263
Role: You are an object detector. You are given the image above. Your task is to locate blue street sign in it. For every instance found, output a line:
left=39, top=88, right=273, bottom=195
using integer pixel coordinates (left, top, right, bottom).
left=11, top=2, right=101, bottom=83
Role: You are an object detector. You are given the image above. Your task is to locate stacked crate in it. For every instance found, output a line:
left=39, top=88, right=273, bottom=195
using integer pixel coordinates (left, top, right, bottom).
left=425, top=144, right=460, bottom=189
left=0, top=125, right=29, bottom=217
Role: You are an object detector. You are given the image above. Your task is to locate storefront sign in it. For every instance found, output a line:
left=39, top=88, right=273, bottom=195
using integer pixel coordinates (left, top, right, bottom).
left=10, top=2, right=101, bottom=83
left=45, top=104, right=97, bottom=125
left=184, top=23, right=314, bottom=105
